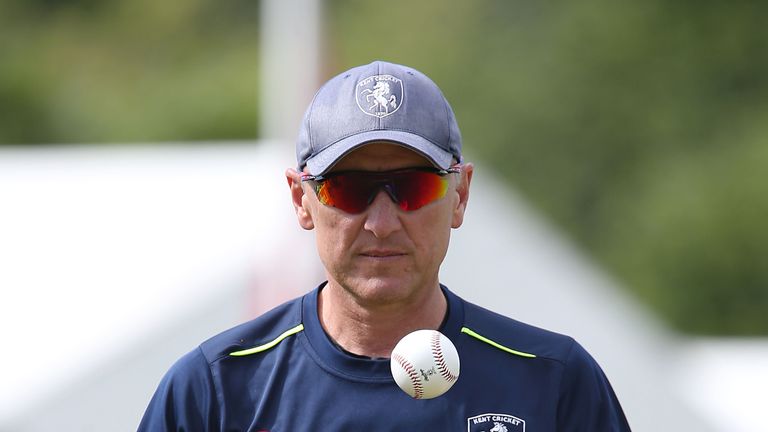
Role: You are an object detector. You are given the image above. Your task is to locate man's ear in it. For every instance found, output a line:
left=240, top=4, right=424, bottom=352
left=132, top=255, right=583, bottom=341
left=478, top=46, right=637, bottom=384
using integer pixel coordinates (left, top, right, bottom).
left=451, top=163, right=474, bottom=229
left=286, top=168, right=315, bottom=230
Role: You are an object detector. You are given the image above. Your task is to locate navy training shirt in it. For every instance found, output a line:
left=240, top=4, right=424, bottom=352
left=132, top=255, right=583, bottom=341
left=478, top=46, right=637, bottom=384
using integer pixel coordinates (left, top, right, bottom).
left=139, top=284, right=630, bottom=431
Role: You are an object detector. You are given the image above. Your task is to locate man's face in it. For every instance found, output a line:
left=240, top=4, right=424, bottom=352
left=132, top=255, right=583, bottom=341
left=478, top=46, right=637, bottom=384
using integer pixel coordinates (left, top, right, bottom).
left=288, top=142, right=472, bottom=308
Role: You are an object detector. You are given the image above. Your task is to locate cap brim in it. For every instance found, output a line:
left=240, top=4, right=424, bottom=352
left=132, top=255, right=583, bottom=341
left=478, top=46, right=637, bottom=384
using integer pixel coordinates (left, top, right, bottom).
left=305, top=130, right=454, bottom=175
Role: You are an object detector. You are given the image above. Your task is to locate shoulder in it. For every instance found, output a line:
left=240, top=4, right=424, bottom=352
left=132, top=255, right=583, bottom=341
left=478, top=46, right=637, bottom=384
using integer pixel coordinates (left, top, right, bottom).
left=138, top=294, right=308, bottom=431
left=458, top=298, right=630, bottom=430
left=460, top=299, right=576, bottom=364
left=197, top=294, right=305, bottom=364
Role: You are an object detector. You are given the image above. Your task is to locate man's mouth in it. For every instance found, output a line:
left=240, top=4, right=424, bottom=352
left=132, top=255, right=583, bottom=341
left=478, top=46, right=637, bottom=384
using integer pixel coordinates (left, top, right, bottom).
left=360, top=250, right=406, bottom=258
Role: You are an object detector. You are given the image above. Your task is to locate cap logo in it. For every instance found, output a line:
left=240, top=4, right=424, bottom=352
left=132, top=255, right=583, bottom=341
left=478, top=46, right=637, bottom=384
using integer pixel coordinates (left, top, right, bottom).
left=356, top=74, right=403, bottom=118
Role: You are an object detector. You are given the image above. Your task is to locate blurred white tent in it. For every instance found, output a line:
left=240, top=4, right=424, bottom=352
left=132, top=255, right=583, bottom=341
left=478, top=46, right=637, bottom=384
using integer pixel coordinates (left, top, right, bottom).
left=1, top=1, right=766, bottom=431
left=0, top=142, right=319, bottom=430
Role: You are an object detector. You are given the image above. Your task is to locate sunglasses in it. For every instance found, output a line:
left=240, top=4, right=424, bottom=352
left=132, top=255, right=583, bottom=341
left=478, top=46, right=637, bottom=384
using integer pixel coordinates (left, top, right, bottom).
left=301, top=165, right=462, bottom=214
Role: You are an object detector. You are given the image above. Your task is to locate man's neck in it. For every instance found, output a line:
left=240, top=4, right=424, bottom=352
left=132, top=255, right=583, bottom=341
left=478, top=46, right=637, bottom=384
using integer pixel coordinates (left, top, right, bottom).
left=317, top=281, right=448, bottom=359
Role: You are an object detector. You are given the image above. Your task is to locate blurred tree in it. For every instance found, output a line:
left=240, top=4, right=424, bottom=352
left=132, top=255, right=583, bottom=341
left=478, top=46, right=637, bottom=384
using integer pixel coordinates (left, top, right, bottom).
left=0, top=0, right=259, bottom=144
left=327, top=0, right=768, bottom=335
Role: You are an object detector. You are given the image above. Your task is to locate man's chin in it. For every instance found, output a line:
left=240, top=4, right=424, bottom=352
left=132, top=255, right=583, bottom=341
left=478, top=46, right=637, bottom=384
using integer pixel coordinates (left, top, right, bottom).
left=340, top=277, right=424, bottom=305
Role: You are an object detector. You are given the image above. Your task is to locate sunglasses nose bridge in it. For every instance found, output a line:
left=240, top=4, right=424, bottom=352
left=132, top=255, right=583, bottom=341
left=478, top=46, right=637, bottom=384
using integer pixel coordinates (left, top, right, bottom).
left=367, top=178, right=398, bottom=205
left=363, top=179, right=399, bottom=206
left=380, top=183, right=400, bottom=205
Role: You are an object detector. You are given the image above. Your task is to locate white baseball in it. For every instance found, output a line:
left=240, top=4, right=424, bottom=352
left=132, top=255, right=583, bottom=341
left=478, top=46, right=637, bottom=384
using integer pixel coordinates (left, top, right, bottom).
left=390, top=329, right=460, bottom=399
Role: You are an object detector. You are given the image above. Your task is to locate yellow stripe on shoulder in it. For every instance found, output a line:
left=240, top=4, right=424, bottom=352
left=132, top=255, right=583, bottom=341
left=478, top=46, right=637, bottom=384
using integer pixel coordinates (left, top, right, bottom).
left=229, top=323, right=305, bottom=357
left=461, top=326, right=536, bottom=358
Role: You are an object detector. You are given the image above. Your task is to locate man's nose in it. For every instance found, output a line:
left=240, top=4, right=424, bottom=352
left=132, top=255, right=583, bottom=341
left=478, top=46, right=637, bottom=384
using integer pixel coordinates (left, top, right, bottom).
left=363, top=188, right=403, bottom=238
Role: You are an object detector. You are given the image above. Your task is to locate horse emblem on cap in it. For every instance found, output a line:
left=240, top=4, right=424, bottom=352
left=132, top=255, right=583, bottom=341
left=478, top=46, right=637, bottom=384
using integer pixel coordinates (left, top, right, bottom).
left=356, top=74, right=403, bottom=118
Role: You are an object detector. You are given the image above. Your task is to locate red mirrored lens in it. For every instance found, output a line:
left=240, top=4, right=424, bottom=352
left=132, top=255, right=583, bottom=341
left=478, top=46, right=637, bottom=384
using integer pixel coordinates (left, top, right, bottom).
left=313, top=169, right=451, bottom=214
left=315, top=173, right=372, bottom=213
left=391, top=171, right=449, bottom=211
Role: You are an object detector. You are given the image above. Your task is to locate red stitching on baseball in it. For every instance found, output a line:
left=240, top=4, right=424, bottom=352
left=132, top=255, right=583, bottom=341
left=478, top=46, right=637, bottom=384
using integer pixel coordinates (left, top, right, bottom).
left=393, top=353, right=424, bottom=399
left=431, top=332, right=458, bottom=383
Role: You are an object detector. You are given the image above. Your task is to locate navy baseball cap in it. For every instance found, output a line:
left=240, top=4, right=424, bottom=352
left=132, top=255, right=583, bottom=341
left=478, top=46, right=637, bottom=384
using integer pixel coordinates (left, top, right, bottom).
left=296, top=61, right=463, bottom=175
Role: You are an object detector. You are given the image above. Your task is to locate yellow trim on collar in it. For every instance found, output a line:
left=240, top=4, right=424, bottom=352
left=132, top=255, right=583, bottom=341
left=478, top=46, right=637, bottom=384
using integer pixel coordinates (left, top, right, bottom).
left=230, top=324, right=305, bottom=357
left=461, top=326, right=537, bottom=358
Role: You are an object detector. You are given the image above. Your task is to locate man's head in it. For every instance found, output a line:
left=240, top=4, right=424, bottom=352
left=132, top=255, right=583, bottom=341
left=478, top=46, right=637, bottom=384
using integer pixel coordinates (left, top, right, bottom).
left=295, top=60, right=463, bottom=175
left=286, top=61, right=472, bottom=307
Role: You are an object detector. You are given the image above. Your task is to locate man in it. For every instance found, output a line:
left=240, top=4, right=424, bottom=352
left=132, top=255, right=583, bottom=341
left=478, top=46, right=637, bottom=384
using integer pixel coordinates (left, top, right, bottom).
left=139, top=61, right=630, bottom=431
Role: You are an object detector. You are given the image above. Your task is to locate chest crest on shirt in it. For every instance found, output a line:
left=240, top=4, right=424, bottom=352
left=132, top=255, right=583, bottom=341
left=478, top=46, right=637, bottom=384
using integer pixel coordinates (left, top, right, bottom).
left=467, top=413, right=526, bottom=432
